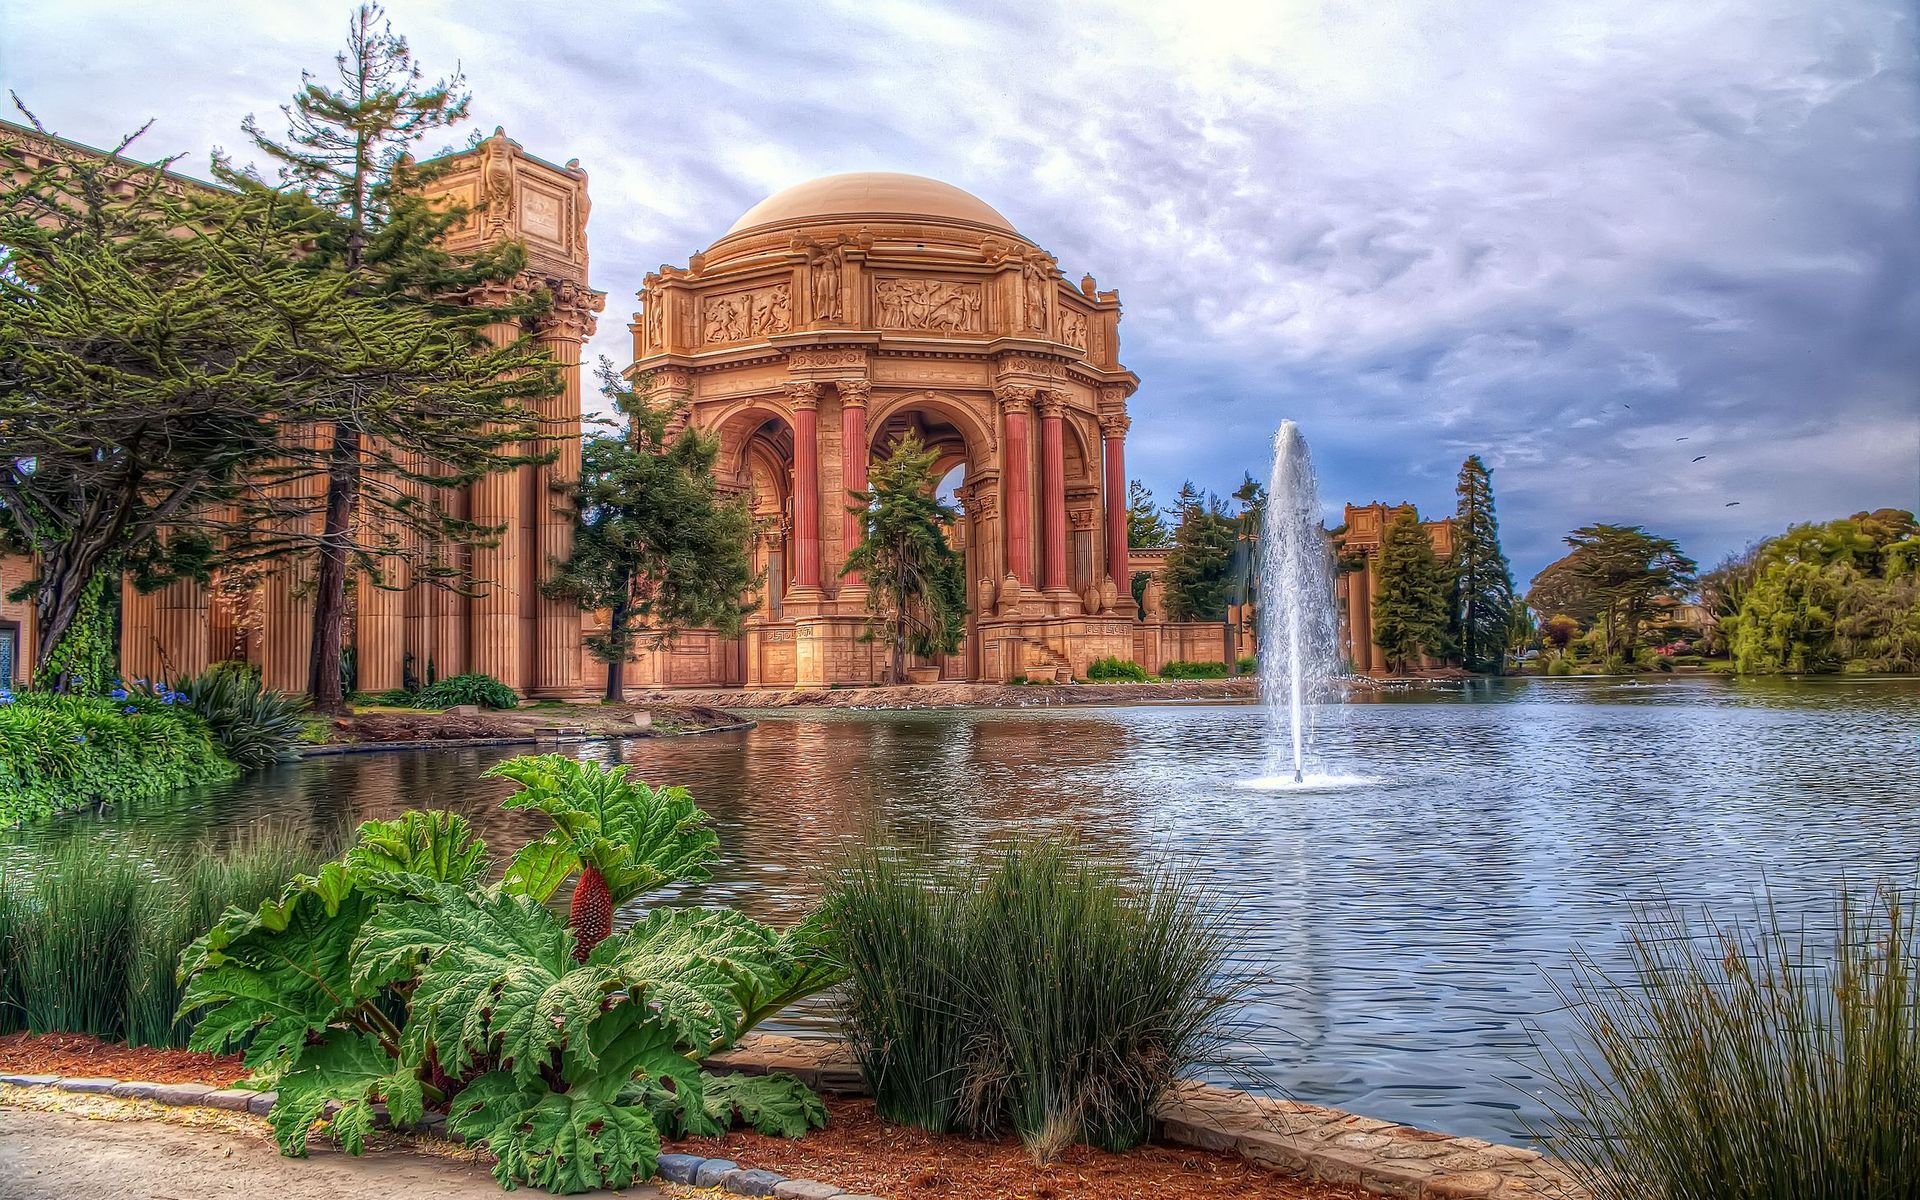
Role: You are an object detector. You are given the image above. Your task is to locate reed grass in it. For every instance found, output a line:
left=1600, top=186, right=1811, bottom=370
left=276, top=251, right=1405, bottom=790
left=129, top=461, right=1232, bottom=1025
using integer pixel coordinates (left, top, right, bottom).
left=0, top=826, right=329, bottom=1047
left=1533, top=882, right=1920, bottom=1200
left=826, top=840, right=1248, bottom=1158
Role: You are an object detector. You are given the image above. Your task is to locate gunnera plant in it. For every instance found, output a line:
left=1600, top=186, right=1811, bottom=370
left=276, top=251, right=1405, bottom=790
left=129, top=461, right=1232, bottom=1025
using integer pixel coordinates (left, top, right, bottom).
left=1532, top=883, right=1920, bottom=1199
left=827, top=840, right=1248, bottom=1160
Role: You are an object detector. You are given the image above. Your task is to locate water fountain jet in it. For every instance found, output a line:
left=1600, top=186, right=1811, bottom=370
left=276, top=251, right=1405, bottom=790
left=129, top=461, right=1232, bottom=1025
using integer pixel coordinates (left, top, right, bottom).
left=1256, top=421, right=1340, bottom=786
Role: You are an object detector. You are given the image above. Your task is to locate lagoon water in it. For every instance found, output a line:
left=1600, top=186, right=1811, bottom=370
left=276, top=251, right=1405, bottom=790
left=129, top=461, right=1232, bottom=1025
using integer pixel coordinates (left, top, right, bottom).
left=9, top=675, right=1918, bottom=1143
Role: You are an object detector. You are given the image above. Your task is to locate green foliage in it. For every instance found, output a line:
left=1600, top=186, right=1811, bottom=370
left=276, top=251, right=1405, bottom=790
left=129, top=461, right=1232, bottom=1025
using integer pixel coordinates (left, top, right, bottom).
left=1728, top=510, right=1920, bottom=675
left=0, top=828, right=327, bottom=1046
left=827, top=841, right=1246, bottom=1160
left=414, top=673, right=518, bottom=710
left=0, top=691, right=237, bottom=824
left=31, top=572, right=117, bottom=695
left=1533, top=883, right=1920, bottom=1199
left=1158, top=659, right=1229, bottom=679
left=1450, top=455, right=1515, bottom=673
left=634, top=1071, right=828, bottom=1140
left=1085, top=657, right=1150, bottom=682
left=545, top=383, right=759, bottom=703
left=170, top=663, right=309, bottom=770
left=1125, top=479, right=1171, bottom=549
left=1372, top=511, right=1455, bottom=674
left=1160, top=483, right=1236, bottom=622
left=1527, top=524, right=1696, bottom=664
left=1236, top=655, right=1258, bottom=673
left=842, top=432, right=969, bottom=685
left=177, top=756, right=841, bottom=1193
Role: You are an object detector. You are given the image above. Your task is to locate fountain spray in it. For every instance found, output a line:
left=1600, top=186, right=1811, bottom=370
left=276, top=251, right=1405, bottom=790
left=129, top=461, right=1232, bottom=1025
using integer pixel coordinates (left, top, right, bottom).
left=1256, top=421, right=1339, bottom=784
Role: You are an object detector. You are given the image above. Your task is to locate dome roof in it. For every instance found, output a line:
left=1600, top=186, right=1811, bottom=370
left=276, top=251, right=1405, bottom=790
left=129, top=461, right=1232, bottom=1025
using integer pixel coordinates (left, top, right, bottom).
left=721, top=172, right=1018, bottom=238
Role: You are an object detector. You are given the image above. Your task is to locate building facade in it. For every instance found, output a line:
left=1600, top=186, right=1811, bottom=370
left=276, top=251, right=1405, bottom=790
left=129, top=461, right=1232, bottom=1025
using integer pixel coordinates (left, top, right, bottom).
left=1334, top=501, right=1455, bottom=675
left=619, top=173, right=1147, bottom=687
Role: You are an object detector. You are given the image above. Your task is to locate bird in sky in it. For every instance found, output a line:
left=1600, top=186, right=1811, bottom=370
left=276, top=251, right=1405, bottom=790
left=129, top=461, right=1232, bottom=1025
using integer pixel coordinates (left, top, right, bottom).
left=1676, top=436, right=1690, bottom=442
left=1692, top=455, right=1708, bottom=462
left=1726, top=501, right=1741, bottom=507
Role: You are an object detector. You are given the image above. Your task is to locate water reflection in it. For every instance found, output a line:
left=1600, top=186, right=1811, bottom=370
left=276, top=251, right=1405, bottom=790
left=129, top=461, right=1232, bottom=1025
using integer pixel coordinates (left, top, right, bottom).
left=7, top=676, right=1919, bottom=1143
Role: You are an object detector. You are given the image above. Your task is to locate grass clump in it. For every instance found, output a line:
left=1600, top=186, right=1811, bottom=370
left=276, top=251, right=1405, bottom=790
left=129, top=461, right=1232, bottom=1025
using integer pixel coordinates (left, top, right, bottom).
left=1534, top=882, right=1920, bottom=1199
left=827, top=840, right=1246, bottom=1159
left=0, top=827, right=329, bottom=1046
left=1085, top=657, right=1150, bottom=682
left=413, top=672, right=518, bottom=710
left=167, top=664, right=309, bottom=770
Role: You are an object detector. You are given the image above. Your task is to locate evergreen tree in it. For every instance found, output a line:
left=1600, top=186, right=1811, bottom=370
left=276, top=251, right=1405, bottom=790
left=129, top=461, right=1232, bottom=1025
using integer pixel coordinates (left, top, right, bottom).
left=1449, top=455, right=1515, bottom=673
left=1126, top=479, right=1170, bottom=548
left=1371, top=510, right=1454, bottom=674
left=842, top=432, right=968, bottom=685
left=1161, top=483, right=1236, bottom=622
left=1527, top=525, right=1695, bottom=664
left=543, top=371, right=758, bottom=703
left=225, top=4, right=554, bottom=711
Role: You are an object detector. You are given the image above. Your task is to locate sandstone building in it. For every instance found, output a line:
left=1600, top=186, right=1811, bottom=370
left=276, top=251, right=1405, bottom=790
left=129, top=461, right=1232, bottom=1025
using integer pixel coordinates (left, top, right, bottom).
left=1334, top=501, right=1455, bottom=675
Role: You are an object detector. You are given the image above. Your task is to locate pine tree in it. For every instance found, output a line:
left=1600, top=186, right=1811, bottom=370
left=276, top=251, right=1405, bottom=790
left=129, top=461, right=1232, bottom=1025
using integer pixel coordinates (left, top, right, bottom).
left=225, top=4, right=554, bottom=711
left=1126, top=479, right=1170, bottom=548
left=1161, top=485, right=1236, bottom=622
left=842, top=432, right=969, bottom=684
left=1450, top=455, right=1515, bottom=673
left=1371, top=510, right=1454, bottom=674
left=542, top=370, right=759, bottom=703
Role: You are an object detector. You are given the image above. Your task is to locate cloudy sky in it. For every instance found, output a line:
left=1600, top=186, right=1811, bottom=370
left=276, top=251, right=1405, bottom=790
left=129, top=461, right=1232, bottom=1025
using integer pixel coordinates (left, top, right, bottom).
left=7, top=0, right=1916, bottom=581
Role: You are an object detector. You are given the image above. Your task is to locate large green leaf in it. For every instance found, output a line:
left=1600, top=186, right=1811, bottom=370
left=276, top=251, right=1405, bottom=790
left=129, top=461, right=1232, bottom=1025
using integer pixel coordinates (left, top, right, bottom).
left=488, top=755, right=717, bottom=905
left=591, top=906, right=800, bottom=1052
left=178, top=866, right=377, bottom=1070
left=729, top=910, right=850, bottom=1035
left=701, top=1071, right=828, bottom=1139
left=267, top=1029, right=424, bottom=1157
left=343, top=810, right=490, bottom=892
left=449, top=1070, right=662, bottom=1194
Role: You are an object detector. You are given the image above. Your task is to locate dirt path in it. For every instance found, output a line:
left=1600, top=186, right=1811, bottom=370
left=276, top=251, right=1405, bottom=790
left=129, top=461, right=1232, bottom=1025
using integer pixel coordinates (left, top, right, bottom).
left=0, top=1099, right=664, bottom=1198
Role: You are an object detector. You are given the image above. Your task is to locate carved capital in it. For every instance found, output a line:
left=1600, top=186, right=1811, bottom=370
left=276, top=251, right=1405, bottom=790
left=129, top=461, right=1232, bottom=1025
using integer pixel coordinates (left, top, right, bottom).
left=836, top=378, right=871, bottom=407
left=1036, top=390, right=1067, bottom=419
left=995, top=384, right=1036, bottom=414
left=784, top=380, right=822, bottom=410
left=538, top=278, right=606, bottom=342
left=1099, top=412, right=1131, bottom=439
left=1069, top=508, right=1098, bottom=531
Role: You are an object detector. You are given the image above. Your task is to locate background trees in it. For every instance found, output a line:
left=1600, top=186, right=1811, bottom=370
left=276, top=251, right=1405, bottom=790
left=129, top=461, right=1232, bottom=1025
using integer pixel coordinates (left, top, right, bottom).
left=1726, top=509, right=1919, bottom=674
left=1527, top=525, right=1696, bottom=665
left=1125, top=480, right=1170, bottom=548
left=1160, top=482, right=1236, bottom=622
left=1370, top=510, right=1453, bottom=673
left=842, top=433, right=968, bottom=685
left=543, top=374, right=758, bottom=703
left=1449, top=455, right=1514, bottom=673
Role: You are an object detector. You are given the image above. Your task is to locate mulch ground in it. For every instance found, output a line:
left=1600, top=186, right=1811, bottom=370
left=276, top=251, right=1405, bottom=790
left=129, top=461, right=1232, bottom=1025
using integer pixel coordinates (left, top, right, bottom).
left=667, top=1098, right=1371, bottom=1200
left=0, top=1031, right=247, bottom=1086
left=0, top=1036, right=1367, bottom=1199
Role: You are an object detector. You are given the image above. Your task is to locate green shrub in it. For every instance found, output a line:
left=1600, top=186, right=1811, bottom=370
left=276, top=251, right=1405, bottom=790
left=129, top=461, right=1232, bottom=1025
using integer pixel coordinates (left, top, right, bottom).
left=1534, top=884, right=1920, bottom=1199
left=0, top=827, right=329, bottom=1045
left=1158, top=659, right=1228, bottom=679
left=1236, top=655, right=1258, bottom=673
left=0, top=689, right=237, bottom=824
left=177, top=755, right=839, bottom=1192
left=1085, top=657, right=1150, bottom=682
left=414, top=672, right=518, bottom=710
left=1671, top=654, right=1705, bottom=667
left=1547, top=656, right=1574, bottom=676
left=166, top=664, right=309, bottom=771
left=827, top=840, right=1246, bottom=1160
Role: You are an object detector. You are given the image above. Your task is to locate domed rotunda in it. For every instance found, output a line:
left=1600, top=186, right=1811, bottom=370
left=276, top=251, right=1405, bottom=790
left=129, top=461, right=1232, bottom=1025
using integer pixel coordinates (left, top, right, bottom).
left=625, top=172, right=1143, bottom=688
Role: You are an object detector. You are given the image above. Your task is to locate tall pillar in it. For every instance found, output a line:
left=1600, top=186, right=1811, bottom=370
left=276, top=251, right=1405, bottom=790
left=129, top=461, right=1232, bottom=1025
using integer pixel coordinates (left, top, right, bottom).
left=837, top=379, right=870, bottom=590
left=156, top=578, right=210, bottom=681
left=1039, top=391, right=1069, bottom=595
left=786, top=381, right=824, bottom=596
left=120, top=579, right=160, bottom=683
left=997, top=386, right=1035, bottom=587
left=261, top=422, right=322, bottom=695
left=468, top=317, right=525, bottom=690
left=531, top=295, right=597, bottom=698
left=1099, top=411, right=1131, bottom=601
left=1355, top=559, right=1377, bottom=674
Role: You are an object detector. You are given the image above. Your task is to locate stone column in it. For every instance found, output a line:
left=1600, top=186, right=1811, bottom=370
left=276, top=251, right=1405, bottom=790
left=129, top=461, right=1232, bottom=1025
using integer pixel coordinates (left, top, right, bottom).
left=261, top=422, right=322, bottom=695
left=1038, top=391, right=1069, bottom=595
left=997, top=386, right=1035, bottom=588
left=786, top=381, right=824, bottom=596
left=467, top=317, right=526, bottom=690
left=119, top=579, right=160, bottom=683
left=837, top=379, right=870, bottom=590
left=1100, top=412, right=1131, bottom=600
left=530, top=292, right=598, bottom=697
left=1354, top=559, right=1377, bottom=674
left=354, top=437, right=407, bottom=694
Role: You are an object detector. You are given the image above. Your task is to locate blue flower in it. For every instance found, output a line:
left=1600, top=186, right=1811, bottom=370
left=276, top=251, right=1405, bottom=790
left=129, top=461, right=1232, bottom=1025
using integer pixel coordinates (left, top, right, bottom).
left=110, top=687, right=128, bottom=701
left=123, top=705, right=139, bottom=715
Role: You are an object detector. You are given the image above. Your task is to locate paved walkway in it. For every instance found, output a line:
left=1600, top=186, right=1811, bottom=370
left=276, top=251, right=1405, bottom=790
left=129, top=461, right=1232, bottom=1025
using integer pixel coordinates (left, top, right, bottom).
left=0, top=1104, right=663, bottom=1198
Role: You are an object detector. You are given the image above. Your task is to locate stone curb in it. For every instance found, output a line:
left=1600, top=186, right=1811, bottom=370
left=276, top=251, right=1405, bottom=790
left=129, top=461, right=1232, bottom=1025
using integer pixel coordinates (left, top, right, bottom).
left=0, top=1074, right=864, bottom=1200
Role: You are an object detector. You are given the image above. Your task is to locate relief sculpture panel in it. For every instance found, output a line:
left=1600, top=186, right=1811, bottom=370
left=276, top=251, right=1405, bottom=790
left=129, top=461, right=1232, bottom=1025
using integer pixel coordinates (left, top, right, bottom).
left=874, top=277, right=984, bottom=333
left=702, top=284, right=792, bottom=343
left=1059, top=307, right=1088, bottom=350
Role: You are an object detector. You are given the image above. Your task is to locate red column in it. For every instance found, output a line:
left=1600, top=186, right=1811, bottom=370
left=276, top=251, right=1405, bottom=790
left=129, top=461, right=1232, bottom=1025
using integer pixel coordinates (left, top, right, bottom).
left=1039, top=392, right=1068, bottom=594
left=998, top=386, right=1035, bottom=586
left=1101, top=412, right=1130, bottom=595
left=788, top=382, right=823, bottom=592
left=838, top=379, right=870, bottom=584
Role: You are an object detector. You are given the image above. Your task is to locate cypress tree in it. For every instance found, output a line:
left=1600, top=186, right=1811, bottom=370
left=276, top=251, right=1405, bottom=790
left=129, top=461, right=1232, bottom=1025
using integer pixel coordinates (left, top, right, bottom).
left=1161, top=484, right=1236, bottom=622
left=1372, top=510, right=1454, bottom=674
left=1450, top=455, right=1515, bottom=673
left=842, top=432, right=969, bottom=685
left=1126, top=480, right=1170, bottom=548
